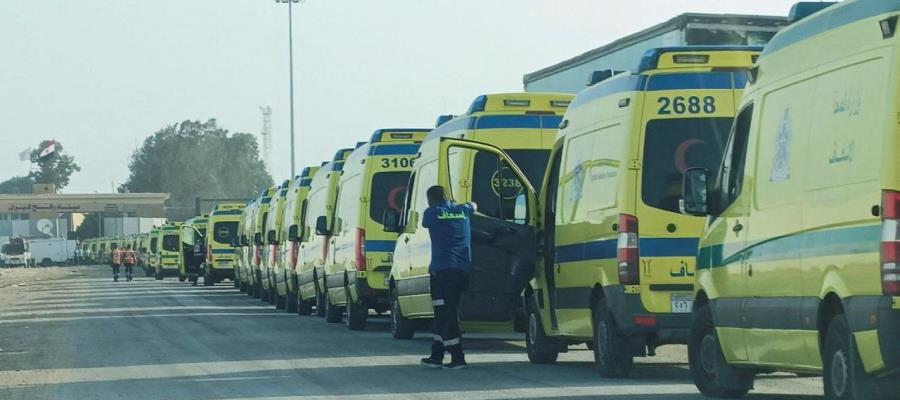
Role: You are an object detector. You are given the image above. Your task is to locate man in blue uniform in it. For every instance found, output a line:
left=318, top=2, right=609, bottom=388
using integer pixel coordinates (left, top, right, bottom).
left=420, top=185, right=476, bottom=370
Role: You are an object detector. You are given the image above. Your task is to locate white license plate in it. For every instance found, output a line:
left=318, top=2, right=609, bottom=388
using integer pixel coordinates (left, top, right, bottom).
left=671, top=294, right=693, bottom=314
left=217, top=261, right=230, bottom=268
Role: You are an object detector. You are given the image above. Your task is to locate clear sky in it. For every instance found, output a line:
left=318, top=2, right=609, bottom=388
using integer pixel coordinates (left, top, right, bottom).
left=1, top=0, right=801, bottom=193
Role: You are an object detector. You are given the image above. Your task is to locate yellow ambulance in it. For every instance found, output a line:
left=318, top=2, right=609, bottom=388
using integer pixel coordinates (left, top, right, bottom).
left=297, top=147, right=355, bottom=318
left=236, top=198, right=259, bottom=294
left=501, top=47, right=760, bottom=378
left=264, top=180, right=292, bottom=307
left=180, top=215, right=208, bottom=285
left=276, top=165, right=320, bottom=314
left=155, top=223, right=182, bottom=280
left=326, top=128, right=429, bottom=330
left=679, top=1, right=900, bottom=398
left=147, top=227, right=160, bottom=276
left=384, top=92, right=572, bottom=339
left=251, top=186, right=277, bottom=301
left=204, top=203, right=244, bottom=286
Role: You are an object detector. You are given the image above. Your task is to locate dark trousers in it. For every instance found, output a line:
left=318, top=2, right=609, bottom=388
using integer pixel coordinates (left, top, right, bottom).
left=429, top=269, right=469, bottom=362
left=124, top=263, right=133, bottom=276
left=111, top=263, right=120, bottom=277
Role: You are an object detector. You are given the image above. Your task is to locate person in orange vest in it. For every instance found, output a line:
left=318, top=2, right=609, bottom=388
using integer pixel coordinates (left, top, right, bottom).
left=122, top=244, right=137, bottom=282
left=111, top=244, right=123, bottom=282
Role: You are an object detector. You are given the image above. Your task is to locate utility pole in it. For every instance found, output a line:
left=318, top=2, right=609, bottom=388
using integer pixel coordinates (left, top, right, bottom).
left=276, top=0, right=302, bottom=177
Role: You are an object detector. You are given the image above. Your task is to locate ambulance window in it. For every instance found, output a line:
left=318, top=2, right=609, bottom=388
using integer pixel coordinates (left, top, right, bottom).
left=298, top=199, right=309, bottom=241
left=212, top=222, right=238, bottom=244
left=400, top=173, right=415, bottom=228
left=415, top=161, right=438, bottom=229
left=471, top=151, right=531, bottom=223
left=641, top=118, right=731, bottom=213
left=162, top=234, right=179, bottom=252
left=719, top=105, right=754, bottom=209
left=370, top=172, right=410, bottom=223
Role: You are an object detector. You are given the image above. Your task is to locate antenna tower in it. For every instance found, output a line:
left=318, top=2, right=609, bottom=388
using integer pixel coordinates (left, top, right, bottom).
left=259, top=106, right=273, bottom=172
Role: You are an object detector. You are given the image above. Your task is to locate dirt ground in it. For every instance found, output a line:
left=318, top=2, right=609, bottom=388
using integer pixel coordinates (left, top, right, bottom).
left=0, top=266, right=91, bottom=292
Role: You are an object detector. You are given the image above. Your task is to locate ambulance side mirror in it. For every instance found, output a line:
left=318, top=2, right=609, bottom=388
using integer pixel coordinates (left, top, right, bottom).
left=266, top=230, right=277, bottom=245
left=254, top=233, right=262, bottom=246
left=382, top=209, right=401, bottom=233
left=288, top=225, right=299, bottom=242
left=681, top=167, right=709, bottom=216
left=240, top=235, right=248, bottom=247
left=315, top=216, right=330, bottom=236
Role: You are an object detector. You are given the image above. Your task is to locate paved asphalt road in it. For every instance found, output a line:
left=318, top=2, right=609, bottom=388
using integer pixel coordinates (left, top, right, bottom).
left=0, top=265, right=825, bottom=400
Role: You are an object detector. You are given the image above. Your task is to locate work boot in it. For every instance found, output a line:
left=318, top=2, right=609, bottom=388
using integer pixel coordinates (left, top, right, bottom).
left=113, top=274, right=119, bottom=282
left=127, top=274, right=132, bottom=282
left=444, top=345, right=466, bottom=369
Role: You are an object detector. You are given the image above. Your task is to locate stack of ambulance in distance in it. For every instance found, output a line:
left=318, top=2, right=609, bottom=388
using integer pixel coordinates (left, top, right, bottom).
left=85, top=1, right=900, bottom=398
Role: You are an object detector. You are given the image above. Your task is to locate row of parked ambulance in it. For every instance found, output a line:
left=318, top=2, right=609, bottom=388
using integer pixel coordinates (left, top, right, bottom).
left=87, top=1, right=900, bottom=398
left=80, top=205, right=245, bottom=286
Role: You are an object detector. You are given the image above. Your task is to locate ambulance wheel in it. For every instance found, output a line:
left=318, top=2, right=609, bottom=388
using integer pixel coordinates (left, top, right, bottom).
left=345, top=286, right=367, bottom=331
left=824, top=314, right=877, bottom=400
left=145, top=268, right=152, bottom=277
left=191, top=275, right=199, bottom=286
left=689, top=304, right=752, bottom=398
left=314, top=288, right=327, bottom=318
left=286, top=290, right=298, bottom=313
left=526, top=294, right=560, bottom=364
left=268, top=288, right=277, bottom=305
left=324, top=292, right=342, bottom=323
left=240, top=281, right=248, bottom=293
left=204, top=272, right=214, bottom=286
left=275, top=293, right=286, bottom=310
left=297, top=291, right=313, bottom=316
left=233, top=279, right=239, bottom=289
left=592, top=299, right=633, bottom=378
left=178, top=276, right=186, bottom=282
left=155, top=268, right=163, bottom=280
left=390, top=289, right=415, bottom=340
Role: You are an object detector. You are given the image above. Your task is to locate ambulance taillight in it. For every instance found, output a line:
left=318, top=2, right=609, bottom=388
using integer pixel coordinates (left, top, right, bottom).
left=355, top=228, right=367, bottom=272
left=618, top=214, right=640, bottom=285
left=880, top=190, right=900, bottom=295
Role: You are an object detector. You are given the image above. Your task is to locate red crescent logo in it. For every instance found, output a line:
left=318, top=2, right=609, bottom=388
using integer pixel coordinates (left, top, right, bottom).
left=674, top=139, right=704, bottom=173
left=387, top=186, right=405, bottom=211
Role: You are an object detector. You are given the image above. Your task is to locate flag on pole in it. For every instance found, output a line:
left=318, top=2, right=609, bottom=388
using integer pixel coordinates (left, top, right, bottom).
left=38, top=141, right=57, bottom=159
left=18, top=147, right=32, bottom=161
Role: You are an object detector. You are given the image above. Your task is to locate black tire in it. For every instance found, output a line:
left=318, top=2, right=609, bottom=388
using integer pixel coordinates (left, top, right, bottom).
left=824, top=314, right=876, bottom=400
left=592, top=299, right=633, bottom=378
left=314, top=287, right=327, bottom=317
left=286, top=289, right=298, bottom=313
left=145, top=267, right=152, bottom=277
left=297, top=290, right=313, bottom=316
left=345, top=286, right=367, bottom=331
left=275, top=292, right=286, bottom=310
left=525, top=294, right=560, bottom=364
left=324, top=291, right=342, bottom=323
left=233, top=279, right=239, bottom=289
left=178, top=275, right=186, bottom=282
left=204, top=271, right=214, bottom=286
left=390, top=288, right=415, bottom=340
left=260, top=286, right=270, bottom=302
left=268, top=287, right=277, bottom=305
left=155, top=268, right=163, bottom=280
left=240, top=280, right=248, bottom=293
left=688, top=304, right=753, bottom=398
left=191, top=275, right=199, bottom=286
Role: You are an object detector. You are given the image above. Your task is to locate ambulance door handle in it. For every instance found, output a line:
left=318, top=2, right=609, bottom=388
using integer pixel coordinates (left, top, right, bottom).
left=404, top=236, right=410, bottom=244
left=732, top=223, right=743, bottom=233
left=747, top=264, right=753, bottom=277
